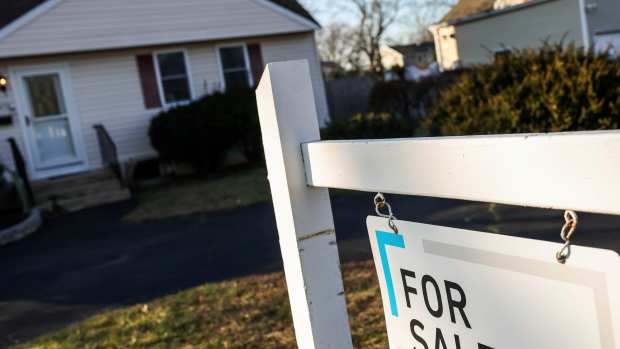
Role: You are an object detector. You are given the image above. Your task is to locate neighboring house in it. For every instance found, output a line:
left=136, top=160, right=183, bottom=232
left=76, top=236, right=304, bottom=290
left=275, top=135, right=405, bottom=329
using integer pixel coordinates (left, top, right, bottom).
left=381, top=42, right=439, bottom=81
left=0, top=0, right=328, bottom=183
left=391, top=42, right=437, bottom=68
left=430, top=0, right=620, bottom=70
left=321, top=61, right=343, bottom=80
left=381, top=42, right=436, bottom=70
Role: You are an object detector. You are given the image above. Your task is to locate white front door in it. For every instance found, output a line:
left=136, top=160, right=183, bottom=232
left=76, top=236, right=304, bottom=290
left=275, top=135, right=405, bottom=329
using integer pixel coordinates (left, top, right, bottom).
left=13, top=65, right=86, bottom=178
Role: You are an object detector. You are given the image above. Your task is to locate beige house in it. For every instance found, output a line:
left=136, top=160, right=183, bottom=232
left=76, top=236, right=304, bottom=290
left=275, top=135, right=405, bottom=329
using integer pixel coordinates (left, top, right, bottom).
left=382, top=42, right=436, bottom=69
left=430, top=0, right=620, bottom=70
left=0, top=0, right=327, bottom=184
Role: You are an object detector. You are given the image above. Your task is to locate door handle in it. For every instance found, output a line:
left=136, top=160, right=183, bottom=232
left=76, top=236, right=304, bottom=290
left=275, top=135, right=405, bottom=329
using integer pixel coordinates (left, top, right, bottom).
left=25, top=115, right=31, bottom=126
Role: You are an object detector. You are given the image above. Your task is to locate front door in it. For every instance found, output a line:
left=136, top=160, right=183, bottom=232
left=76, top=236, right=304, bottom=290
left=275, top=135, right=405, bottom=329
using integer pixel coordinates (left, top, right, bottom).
left=13, top=66, right=86, bottom=178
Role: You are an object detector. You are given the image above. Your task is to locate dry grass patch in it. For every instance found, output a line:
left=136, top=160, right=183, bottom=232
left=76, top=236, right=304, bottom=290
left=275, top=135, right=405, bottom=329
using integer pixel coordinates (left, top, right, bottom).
left=15, top=261, right=387, bottom=349
left=124, top=166, right=270, bottom=222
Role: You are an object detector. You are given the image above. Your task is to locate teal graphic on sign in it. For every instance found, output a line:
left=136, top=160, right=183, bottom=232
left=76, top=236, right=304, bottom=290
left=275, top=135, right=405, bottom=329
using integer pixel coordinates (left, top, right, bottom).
left=375, top=230, right=405, bottom=317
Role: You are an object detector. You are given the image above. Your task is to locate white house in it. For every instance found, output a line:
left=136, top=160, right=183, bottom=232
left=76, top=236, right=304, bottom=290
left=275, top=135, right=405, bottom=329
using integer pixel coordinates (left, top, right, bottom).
left=0, top=0, right=328, bottom=185
left=430, top=0, right=620, bottom=70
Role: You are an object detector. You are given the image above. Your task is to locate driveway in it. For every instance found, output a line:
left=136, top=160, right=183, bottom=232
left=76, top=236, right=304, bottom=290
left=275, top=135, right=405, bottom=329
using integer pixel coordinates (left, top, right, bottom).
left=1, top=193, right=619, bottom=347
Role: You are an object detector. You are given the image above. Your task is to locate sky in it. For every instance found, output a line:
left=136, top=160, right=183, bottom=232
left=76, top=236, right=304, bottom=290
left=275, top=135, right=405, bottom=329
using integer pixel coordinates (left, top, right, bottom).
left=298, top=0, right=452, bottom=44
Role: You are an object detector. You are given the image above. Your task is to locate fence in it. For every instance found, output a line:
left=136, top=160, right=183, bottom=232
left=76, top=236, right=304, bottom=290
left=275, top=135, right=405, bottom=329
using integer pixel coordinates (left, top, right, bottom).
left=255, top=60, right=620, bottom=349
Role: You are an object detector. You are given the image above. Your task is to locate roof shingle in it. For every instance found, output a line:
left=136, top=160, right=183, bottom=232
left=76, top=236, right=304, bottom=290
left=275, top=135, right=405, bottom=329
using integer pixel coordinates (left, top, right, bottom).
left=441, top=0, right=496, bottom=22
left=0, top=0, right=319, bottom=32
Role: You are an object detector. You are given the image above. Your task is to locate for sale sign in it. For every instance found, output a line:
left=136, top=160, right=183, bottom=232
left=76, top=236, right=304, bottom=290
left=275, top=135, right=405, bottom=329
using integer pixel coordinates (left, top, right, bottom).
left=367, top=216, right=620, bottom=349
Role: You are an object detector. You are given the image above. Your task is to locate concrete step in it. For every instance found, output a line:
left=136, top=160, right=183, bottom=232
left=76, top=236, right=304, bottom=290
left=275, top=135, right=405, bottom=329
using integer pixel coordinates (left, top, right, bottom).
left=57, top=189, right=132, bottom=212
left=33, top=168, right=131, bottom=213
left=34, top=178, right=123, bottom=203
left=32, top=168, right=116, bottom=192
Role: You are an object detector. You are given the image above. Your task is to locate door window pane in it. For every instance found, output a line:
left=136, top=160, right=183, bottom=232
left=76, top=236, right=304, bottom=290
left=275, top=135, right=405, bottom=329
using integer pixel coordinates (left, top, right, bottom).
left=219, top=46, right=250, bottom=90
left=156, top=51, right=192, bottom=104
left=34, top=118, right=76, bottom=163
left=25, top=74, right=66, bottom=117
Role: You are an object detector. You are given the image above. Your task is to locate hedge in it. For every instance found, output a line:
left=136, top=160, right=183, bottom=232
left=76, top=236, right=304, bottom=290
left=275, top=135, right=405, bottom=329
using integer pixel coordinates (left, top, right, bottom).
left=427, top=44, right=620, bottom=135
left=148, top=89, right=261, bottom=172
left=321, top=112, right=414, bottom=140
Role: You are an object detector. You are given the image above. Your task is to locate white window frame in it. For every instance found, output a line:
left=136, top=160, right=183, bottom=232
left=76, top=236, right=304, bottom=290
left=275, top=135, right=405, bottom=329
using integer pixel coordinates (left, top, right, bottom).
left=153, top=49, right=195, bottom=107
left=216, top=43, right=254, bottom=91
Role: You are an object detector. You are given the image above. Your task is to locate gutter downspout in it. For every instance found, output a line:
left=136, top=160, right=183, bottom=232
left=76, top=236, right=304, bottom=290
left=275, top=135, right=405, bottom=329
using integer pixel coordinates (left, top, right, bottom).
left=429, top=24, right=445, bottom=71
left=577, top=0, right=591, bottom=50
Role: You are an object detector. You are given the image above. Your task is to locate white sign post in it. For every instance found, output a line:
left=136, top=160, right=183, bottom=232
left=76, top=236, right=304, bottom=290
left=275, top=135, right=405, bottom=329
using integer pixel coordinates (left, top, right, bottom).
left=256, top=60, right=620, bottom=349
left=256, top=60, right=353, bottom=349
left=367, top=217, right=620, bottom=349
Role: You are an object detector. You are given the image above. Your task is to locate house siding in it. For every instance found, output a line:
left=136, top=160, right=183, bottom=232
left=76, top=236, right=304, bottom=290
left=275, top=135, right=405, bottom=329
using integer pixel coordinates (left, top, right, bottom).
left=0, top=32, right=329, bottom=175
left=587, top=0, right=620, bottom=37
left=261, top=33, right=329, bottom=126
left=0, top=0, right=312, bottom=59
left=454, top=0, right=583, bottom=66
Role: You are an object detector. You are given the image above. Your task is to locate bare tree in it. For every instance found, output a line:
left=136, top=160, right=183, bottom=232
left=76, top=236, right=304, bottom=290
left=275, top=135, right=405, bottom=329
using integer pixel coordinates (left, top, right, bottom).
left=317, top=23, right=367, bottom=72
left=313, top=0, right=457, bottom=74
left=348, top=0, right=404, bottom=76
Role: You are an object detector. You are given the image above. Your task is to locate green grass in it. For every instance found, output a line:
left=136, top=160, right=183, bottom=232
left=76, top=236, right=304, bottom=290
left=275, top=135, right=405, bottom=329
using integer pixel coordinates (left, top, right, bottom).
left=124, top=166, right=271, bottom=222
left=15, top=261, right=387, bottom=349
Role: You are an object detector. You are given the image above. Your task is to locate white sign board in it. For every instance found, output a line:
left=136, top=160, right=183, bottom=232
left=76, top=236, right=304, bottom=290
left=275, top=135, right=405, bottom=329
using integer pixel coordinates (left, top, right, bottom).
left=367, top=216, right=620, bottom=349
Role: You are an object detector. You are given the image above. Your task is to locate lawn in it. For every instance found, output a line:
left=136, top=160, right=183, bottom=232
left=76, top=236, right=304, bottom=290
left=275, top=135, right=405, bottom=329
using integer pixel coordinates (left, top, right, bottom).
left=124, top=166, right=271, bottom=222
left=15, top=261, right=387, bottom=349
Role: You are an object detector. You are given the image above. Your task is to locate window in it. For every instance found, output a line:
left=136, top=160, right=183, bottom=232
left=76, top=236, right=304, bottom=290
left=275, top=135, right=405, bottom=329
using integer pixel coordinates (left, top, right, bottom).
left=218, top=45, right=252, bottom=90
left=155, top=51, right=192, bottom=105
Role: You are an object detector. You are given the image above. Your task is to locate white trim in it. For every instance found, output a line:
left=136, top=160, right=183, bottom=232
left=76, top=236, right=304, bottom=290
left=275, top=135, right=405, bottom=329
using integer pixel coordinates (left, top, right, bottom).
left=152, top=48, right=195, bottom=108
left=302, top=130, right=620, bottom=216
left=216, top=42, right=254, bottom=91
left=251, top=0, right=320, bottom=31
left=256, top=60, right=353, bottom=348
left=429, top=24, right=445, bottom=71
left=0, top=0, right=65, bottom=42
left=578, top=0, right=591, bottom=50
left=9, top=63, right=89, bottom=179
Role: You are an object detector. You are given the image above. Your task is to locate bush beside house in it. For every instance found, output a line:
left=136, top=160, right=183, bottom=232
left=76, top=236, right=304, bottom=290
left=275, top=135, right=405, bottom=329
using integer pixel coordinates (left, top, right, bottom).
left=427, top=45, right=620, bottom=135
left=321, top=112, right=415, bottom=140
left=148, top=89, right=261, bottom=172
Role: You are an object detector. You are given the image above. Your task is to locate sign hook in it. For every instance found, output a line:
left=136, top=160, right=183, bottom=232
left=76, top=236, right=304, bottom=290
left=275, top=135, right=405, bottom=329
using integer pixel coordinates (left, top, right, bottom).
left=556, top=210, right=578, bottom=264
left=374, top=193, right=399, bottom=234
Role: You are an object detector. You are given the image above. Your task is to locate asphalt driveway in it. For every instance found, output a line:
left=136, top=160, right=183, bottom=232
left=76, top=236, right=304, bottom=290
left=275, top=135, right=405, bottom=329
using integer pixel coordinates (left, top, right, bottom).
left=1, top=193, right=619, bottom=347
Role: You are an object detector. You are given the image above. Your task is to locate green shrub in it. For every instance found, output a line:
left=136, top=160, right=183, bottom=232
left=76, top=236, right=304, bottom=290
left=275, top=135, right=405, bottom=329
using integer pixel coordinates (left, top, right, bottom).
left=427, top=44, right=620, bottom=135
left=148, top=89, right=261, bottom=172
left=369, top=70, right=466, bottom=118
left=321, top=112, right=414, bottom=140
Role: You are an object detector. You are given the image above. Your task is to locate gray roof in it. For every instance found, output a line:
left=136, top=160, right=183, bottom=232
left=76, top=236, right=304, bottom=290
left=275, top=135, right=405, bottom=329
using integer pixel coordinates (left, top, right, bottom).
left=441, top=0, right=496, bottom=22
left=0, top=0, right=319, bottom=31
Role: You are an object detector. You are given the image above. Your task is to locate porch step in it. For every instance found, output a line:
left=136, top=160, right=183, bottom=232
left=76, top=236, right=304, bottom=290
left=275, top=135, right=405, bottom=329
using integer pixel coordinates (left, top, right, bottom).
left=33, top=168, right=132, bottom=213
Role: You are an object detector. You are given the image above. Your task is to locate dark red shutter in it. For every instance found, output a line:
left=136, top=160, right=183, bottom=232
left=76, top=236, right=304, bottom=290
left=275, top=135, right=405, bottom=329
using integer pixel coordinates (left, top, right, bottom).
left=136, top=54, right=162, bottom=109
left=247, top=43, right=264, bottom=87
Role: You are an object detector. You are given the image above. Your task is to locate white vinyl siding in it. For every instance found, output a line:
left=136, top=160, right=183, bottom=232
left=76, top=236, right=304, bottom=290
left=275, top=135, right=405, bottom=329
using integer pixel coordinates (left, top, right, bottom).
left=454, top=0, right=583, bottom=66
left=0, top=0, right=313, bottom=59
left=261, top=33, right=329, bottom=126
left=0, top=32, right=329, bottom=176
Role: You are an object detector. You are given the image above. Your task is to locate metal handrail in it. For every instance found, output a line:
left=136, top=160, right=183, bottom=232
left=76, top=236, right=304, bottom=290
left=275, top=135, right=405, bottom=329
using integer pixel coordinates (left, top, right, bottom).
left=93, top=124, right=124, bottom=186
left=7, top=138, right=35, bottom=207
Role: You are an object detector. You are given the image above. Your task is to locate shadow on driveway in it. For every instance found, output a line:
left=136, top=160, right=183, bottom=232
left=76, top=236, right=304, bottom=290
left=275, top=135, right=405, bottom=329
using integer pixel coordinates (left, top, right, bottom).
left=1, top=193, right=619, bottom=346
